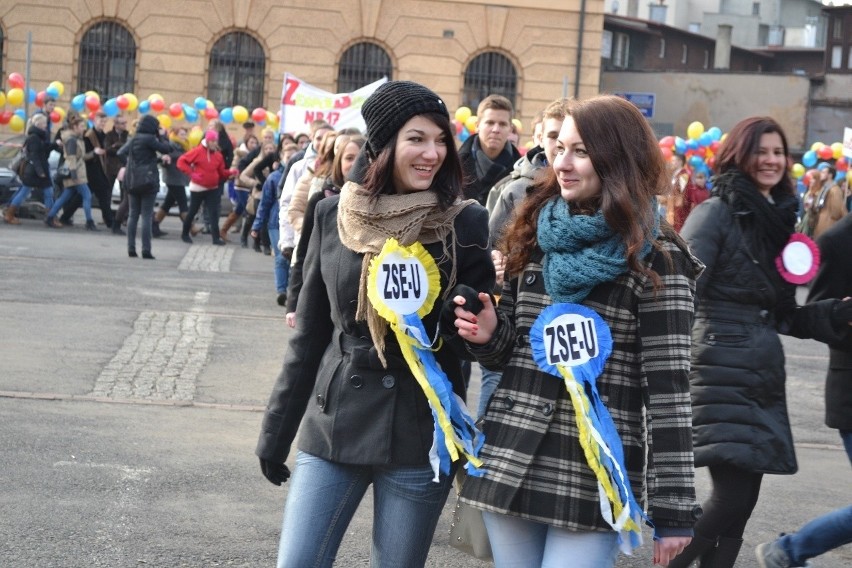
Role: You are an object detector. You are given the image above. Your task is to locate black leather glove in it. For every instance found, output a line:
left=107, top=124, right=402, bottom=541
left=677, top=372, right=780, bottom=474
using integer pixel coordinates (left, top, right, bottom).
left=831, top=298, right=852, bottom=325
left=282, top=247, right=294, bottom=261
left=259, top=458, right=291, bottom=486
left=440, top=284, right=485, bottom=332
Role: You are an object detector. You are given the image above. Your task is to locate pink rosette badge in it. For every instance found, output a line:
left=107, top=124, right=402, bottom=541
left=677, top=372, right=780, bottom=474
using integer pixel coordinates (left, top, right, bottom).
left=776, top=233, right=820, bottom=285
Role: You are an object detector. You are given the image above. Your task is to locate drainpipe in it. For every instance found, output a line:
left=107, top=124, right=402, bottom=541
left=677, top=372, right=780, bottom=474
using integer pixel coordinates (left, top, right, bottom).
left=574, top=0, right=587, bottom=98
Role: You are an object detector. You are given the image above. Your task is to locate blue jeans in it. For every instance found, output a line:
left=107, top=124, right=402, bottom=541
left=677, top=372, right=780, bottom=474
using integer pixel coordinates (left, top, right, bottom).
left=268, top=227, right=289, bottom=294
left=11, top=183, right=54, bottom=210
left=127, top=193, right=156, bottom=254
left=276, top=451, right=453, bottom=568
left=482, top=511, right=620, bottom=568
left=48, top=184, right=92, bottom=221
left=777, top=429, right=852, bottom=566
left=477, top=365, right=502, bottom=418
left=233, top=189, right=249, bottom=216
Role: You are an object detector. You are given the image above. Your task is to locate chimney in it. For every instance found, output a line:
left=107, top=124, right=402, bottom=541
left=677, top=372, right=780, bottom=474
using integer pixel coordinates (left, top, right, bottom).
left=648, top=2, right=668, bottom=23
left=714, top=24, right=732, bottom=70
left=627, top=0, right=639, bottom=17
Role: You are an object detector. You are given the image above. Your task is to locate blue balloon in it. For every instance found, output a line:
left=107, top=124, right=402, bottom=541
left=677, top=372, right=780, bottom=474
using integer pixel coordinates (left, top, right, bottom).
left=219, top=107, right=234, bottom=124
left=802, top=150, right=817, bottom=168
left=707, top=126, right=722, bottom=141
left=183, top=105, right=198, bottom=122
left=688, top=156, right=706, bottom=169
left=103, top=98, right=119, bottom=117
left=138, top=100, right=150, bottom=114
left=458, top=128, right=470, bottom=143
left=27, top=88, right=37, bottom=104
left=836, top=170, right=846, bottom=182
left=71, top=94, right=86, bottom=111
left=194, top=97, right=208, bottom=111
left=45, top=85, right=60, bottom=99
left=698, top=132, right=713, bottom=147
left=686, top=139, right=699, bottom=151
left=14, top=108, right=26, bottom=119
left=674, top=136, right=686, bottom=154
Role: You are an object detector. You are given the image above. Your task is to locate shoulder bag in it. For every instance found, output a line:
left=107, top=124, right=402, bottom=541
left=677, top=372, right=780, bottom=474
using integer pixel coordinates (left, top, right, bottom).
left=448, top=467, right=492, bottom=561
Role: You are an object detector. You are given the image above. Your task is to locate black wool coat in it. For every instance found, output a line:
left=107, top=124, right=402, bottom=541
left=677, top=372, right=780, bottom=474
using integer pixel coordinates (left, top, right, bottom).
left=256, top=195, right=495, bottom=467
left=20, top=125, right=55, bottom=189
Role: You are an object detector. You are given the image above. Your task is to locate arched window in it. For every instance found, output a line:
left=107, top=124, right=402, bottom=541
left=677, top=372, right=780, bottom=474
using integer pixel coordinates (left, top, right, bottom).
left=462, top=51, right=517, bottom=110
left=337, top=42, right=392, bottom=92
left=208, top=32, right=265, bottom=110
left=78, top=21, right=136, bottom=99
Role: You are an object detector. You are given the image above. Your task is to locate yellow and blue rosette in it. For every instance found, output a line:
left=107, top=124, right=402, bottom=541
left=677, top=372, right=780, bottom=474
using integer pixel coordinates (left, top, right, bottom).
left=367, top=238, right=485, bottom=481
left=529, top=303, right=649, bottom=553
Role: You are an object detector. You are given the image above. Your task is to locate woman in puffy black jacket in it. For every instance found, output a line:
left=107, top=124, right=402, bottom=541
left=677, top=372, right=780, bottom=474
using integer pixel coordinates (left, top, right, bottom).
left=118, top=115, right=173, bottom=259
left=4, top=113, right=58, bottom=224
left=670, top=117, right=852, bottom=567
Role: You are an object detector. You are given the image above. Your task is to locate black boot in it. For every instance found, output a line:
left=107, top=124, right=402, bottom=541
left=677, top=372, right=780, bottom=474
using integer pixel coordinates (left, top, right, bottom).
left=698, top=537, right=742, bottom=568
left=85, top=220, right=100, bottom=231
left=112, top=222, right=125, bottom=235
left=667, top=534, right=718, bottom=568
left=152, top=221, right=168, bottom=238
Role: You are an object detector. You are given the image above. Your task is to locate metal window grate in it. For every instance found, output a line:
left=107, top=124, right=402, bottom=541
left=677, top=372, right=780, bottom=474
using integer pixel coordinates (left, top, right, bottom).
left=337, top=42, right=392, bottom=92
left=78, top=21, right=136, bottom=99
left=208, top=32, right=265, bottom=110
left=463, top=52, right=517, bottom=110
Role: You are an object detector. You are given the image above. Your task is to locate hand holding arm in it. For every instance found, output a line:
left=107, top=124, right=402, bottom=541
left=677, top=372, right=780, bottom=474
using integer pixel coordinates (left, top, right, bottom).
left=440, top=285, right=497, bottom=344
left=654, top=536, right=693, bottom=566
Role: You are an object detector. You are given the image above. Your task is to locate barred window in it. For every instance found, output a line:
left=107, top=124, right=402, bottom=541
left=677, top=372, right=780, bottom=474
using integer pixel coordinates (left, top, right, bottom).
left=463, top=52, right=517, bottom=110
left=337, top=42, right=392, bottom=92
left=208, top=32, right=265, bottom=110
left=78, top=21, right=136, bottom=99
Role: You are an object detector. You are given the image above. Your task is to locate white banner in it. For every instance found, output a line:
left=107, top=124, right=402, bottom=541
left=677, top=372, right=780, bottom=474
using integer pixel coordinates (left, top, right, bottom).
left=279, top=73, right=387, bottom=134
left=843, top=126, right=852, bottom=159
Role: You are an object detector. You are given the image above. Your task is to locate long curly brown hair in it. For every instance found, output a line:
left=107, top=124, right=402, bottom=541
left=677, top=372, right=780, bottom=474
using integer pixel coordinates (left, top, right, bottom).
left=501, top=95, right=672, bottom=283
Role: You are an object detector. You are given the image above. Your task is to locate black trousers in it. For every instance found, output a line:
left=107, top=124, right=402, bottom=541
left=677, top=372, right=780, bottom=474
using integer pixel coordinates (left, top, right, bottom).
left=184, top=190, right=221, bottom=243
left=694, top=464, right=764, bottom=540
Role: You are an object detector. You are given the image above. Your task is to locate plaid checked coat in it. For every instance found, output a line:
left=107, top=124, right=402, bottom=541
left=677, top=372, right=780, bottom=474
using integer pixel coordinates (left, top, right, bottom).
left=460, top=235, right=703, bottom=533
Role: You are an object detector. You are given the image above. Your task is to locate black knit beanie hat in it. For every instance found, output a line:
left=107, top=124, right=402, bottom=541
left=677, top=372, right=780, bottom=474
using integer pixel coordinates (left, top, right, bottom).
left=361, top=80, right=449, bottom=158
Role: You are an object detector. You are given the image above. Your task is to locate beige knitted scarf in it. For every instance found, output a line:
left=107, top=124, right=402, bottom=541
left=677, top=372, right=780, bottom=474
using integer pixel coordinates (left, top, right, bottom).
left=337, top=181, right=474, bottom=366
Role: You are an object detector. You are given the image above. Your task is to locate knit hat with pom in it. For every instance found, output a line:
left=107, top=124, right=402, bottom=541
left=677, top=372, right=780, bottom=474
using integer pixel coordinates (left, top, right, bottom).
left=204, top=129, right=218, bottom=144
left=360, top=81, right=448, bottom=158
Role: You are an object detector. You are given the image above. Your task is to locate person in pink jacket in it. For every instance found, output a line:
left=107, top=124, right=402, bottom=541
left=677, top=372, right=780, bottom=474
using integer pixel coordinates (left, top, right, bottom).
left=177, top=129, right=237, bottom=244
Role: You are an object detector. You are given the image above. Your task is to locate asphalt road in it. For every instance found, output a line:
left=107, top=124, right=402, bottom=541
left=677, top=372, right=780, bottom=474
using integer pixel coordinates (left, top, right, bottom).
left=1, top=213, right=850, bottom=567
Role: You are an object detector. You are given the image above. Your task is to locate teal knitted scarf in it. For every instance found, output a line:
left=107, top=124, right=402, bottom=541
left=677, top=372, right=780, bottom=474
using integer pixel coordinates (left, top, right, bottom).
left=537, top=197, right=657, bottom=303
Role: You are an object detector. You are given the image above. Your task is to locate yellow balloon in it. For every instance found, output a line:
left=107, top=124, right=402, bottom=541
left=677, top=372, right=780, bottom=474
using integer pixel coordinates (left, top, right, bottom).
left=54, top=106, right=67, bottom=121
left=0, top=91, right=5, bottom=106
left=686, top=121, right=705, bottom=140
left=49, top=81, right=65, bottom=96
left=464, top=115, right=478, bottom=132
left=124, top=93, right=139, bottom=111
left=454, top=106, right=472, bottom=124
left=7, top=88, right=24, bottom=106
left=188, top=127, right=203, bottom=147
left=206, top=99, right=215, bottom=109
left=831, top=142, right=843, bottom=160
left=148, top=93, right=164, bottom=103
left=511, top=118, right=523, bottom=133
left=232, top=105, right=249, bottom=124
left=810, top=141, right=824, bottom=152
left=85, top=90, right=100, bottom=101
left=157, top=114, right=172, bottom=129
left=720, top=133, right=728, bottom=143
left=266, top=110, right=277, bottom=124
left=847, top=170, right=852, bottom=183
left=9, top=114, right=25, bottom=132
left=791, top=163, right=805, bottom=179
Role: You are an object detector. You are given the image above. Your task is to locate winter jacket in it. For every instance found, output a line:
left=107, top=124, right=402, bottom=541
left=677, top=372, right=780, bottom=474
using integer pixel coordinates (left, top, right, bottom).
left=162, top=141, right=189, bottom=187
left=813, top=183, right=848, bottom=239
left=459, top=135, right=521, bottom=206
left=486, top=146, right=547, bottom=247
left=20, top=125, right=54, bottom=189
left=177, top=142, right=231, bottom=190
left=103, top=127, right=129, bottom=182
left=807, top=214, right=852, bottom=430
left=461, top=234, right=704, bottom=533
left=256, top=194, right=495, bottom=468
left=681, top=191, right=849, bottom=474
left=61, top=129, right=88, bottom=188
left=118, top=115, right=172, bottom=196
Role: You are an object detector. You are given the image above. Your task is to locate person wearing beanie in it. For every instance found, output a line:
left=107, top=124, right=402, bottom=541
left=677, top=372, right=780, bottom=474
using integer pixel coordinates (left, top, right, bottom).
left=117, top=115, right=173, bottom=259
left=257, top=80, right=496, bottom=567
left=177, top=128, right=237, bottom=245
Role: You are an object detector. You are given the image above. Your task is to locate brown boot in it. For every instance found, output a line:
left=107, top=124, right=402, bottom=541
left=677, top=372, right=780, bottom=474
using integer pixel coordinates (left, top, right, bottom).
left=219, top=211, right=239, bottom=242
left=4, top=205, right=21, bottom=224
left=180, top=212, right=201, bottom=236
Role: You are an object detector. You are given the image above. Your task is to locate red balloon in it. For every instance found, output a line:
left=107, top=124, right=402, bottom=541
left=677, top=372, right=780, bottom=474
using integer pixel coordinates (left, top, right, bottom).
left=251, top=107, right=267, bottom=123
left=35, top=91, right=47, bottom=108
left=0, top=111, right=11, bottom=125
left=116, top=95, right=129, bottom=110
left=454, top=120, right=463, bottom=135
left=659, top=135, right=675, bottom=148
left=150, top=98, right=165, bottom=112
left=706, top=156, right=716, bottom=170
left=709, top=141, right=721, bottom=153
left=50, top=110, right=61, bottom=123
left=85, top=95, right=100, bottom=111
left=836, top=157, right=848, bottom=172
left=169, top=102, right=183, bottom=117
left=817, top=145, right=834, bottom=161
left=660, top=146, right=673, bottom=160
left=204, top=107, right=219, bottom=120
left=8, top=72, right=24, bottom=89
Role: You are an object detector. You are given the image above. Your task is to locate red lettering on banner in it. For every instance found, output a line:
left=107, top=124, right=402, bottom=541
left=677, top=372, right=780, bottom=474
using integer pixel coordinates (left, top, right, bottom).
left=334, top=96, right=351, bottom=109
left=282, top=77, right=300, bottom=105
left=304, top=111, right=341, bottom=126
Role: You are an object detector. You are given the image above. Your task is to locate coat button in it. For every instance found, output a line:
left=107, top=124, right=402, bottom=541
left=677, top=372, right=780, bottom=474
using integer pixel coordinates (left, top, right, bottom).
left=515, top=335, right=526, bottom=348
left=541, top=402, right=554, bottom=416
left=382, top=375, right=396, bottom=389
left=349, top=375, right=363, bottom=389
left=316, top=394, right=325, bottom=409
left=525, top=273, right=536, bottom=285
left=503, top=396, right=515, bottom=410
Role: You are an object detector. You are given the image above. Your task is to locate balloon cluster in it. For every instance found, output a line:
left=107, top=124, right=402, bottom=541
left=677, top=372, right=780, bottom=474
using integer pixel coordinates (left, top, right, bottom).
left=793, top=141, right=850, bottom=186
left=658, top=121, right=724, bottom=176
left=451, top=106, right=523, bottom=144
left=1, top=71, right=281, bottom=139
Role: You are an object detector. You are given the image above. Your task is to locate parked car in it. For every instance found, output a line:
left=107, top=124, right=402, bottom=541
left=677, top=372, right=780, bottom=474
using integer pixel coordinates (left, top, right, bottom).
left=0, top=134, right=58, bottom=207
left=111, top=167, right=232, bottom=216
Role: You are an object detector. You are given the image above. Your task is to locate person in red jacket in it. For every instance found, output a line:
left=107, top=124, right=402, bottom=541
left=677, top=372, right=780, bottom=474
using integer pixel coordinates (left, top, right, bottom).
left=177, top=129, right=237, bottom=244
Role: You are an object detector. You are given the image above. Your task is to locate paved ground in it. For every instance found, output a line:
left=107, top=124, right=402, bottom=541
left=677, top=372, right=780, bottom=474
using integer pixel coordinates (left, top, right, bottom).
left=1, top=213, right=850, bottom=567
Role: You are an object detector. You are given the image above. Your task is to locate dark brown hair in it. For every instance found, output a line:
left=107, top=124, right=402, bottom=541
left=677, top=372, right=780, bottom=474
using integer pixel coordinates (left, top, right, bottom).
left=715, top=116, right=795, bottom=198
left=503, top=95, right=670, bottom=282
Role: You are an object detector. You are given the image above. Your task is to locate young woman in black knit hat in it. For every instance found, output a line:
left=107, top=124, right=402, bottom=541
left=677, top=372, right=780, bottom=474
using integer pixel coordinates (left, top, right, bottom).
left=256, top=80, right=495, bottom=567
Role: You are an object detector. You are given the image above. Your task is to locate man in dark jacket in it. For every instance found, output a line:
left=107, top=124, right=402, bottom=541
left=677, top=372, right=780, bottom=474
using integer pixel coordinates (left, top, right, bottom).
left=755, top=214, right=852, bottom=568
left=104, top=117, right=130, bottom=235
left=458, top=94, right=521, bottom=206
left=60, top=111, right=114, bottom=228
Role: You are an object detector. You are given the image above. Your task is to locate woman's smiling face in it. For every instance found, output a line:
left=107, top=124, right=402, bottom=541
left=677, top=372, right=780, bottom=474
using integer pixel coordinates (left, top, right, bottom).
left=552, top=116, right=601, bottom=204
left=392, top=115, right=447, bottom=194
left=748, top=131, right=786, bottom=196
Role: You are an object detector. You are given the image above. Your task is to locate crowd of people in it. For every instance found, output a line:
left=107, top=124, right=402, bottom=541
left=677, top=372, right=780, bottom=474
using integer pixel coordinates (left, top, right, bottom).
left=3, top=82, right=852, bottom=568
